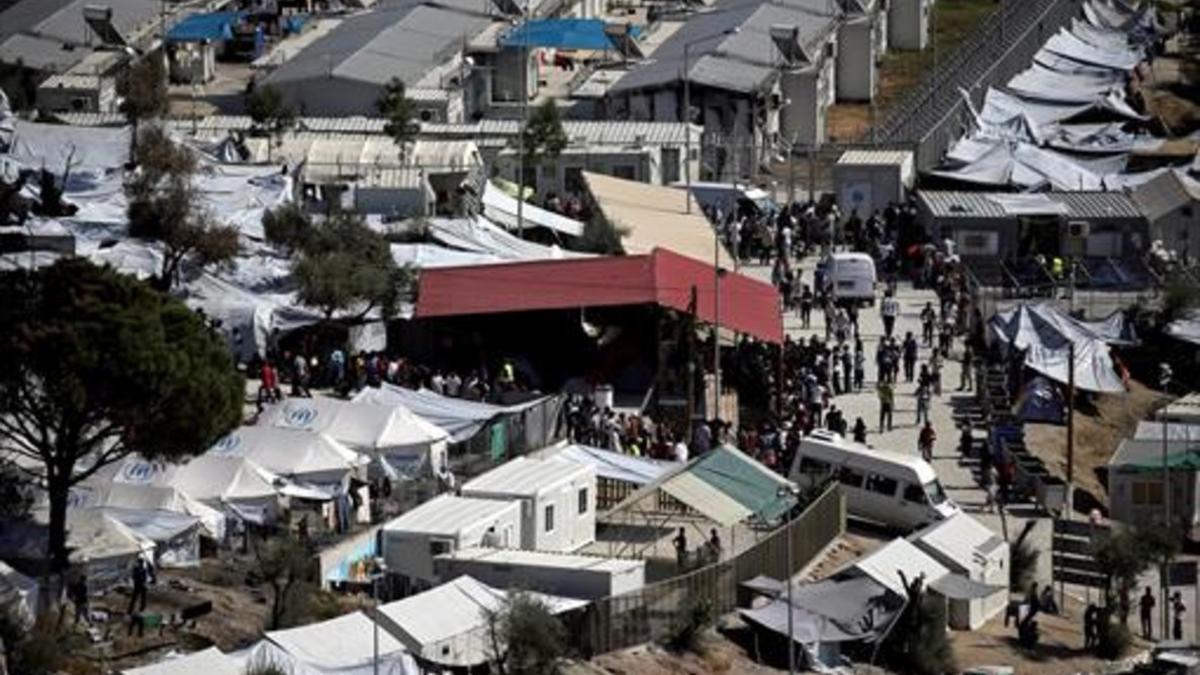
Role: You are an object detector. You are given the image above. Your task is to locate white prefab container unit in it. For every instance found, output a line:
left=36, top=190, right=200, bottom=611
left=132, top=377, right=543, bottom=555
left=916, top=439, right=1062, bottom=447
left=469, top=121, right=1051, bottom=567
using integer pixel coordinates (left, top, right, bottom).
left=911, top=513, right=1010, bottom=630
left=381, top=495, right=522, bottom=591
left=461, top=457, right=597, bottom=552
left=888, top=0, right=931, bottom=51
left=833, top=150, right=915, bottom=222
left=434, top=546, right=646, bottom=599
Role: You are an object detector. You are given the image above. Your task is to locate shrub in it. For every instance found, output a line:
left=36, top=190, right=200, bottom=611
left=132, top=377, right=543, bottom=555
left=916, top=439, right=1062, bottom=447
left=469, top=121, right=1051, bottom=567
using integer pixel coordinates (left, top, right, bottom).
left=667, top=594, right=715, bottom=654
left=1096, top=613, right=1132, bottom=660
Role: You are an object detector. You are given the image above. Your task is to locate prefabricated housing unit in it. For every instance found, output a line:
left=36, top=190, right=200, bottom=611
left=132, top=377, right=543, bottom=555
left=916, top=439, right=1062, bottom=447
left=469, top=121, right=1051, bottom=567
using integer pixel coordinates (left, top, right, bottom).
left=381, top=495, right=522, bottom=592
left=434, top=546, right=646, bottom=599
left=888, top=0, right=930, bottom=51
left=833, top=150, right=915, bottom=221
left=461, top=457, right=597, bottom=552
left=911, top=513, right=1009, bottom=629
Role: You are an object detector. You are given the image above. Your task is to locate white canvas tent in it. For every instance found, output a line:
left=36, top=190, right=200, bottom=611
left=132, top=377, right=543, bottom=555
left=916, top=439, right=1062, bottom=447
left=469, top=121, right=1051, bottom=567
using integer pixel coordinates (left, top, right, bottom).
left=989, top=303, right=1130, bottom=393
left=122, top=648, right=243, bottom=675
left=263, top=397, right=450, bottom=479
left=373, top=576, right=587, bottom=668
left=250, top=611, right=419, bottom=675
left=353, top=383, right=548, bottom=443
left=209, top=426, right=368, bottom=489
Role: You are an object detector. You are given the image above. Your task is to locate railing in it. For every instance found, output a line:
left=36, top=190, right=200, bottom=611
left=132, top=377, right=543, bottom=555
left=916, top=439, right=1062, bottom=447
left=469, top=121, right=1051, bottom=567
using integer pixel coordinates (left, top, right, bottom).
left=571, top=484, right=846, bottom=656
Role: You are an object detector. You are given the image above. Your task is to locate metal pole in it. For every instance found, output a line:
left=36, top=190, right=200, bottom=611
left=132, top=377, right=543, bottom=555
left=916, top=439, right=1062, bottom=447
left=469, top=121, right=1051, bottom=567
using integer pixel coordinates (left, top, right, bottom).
left=686, top=284, right=697, bottom=443
left=787, top=138, right=796, bottom=205
left=807, top=146, right=815, bottom=203
left=786, top=518, right=796, bottom=675
left=1066, top=341, right=1075, bottom=487
left=713, top=237, right=721, bottom=421
left=516, top=2, right=529, bottom=235
left=684, top=42, right=692, bottom=215
left=1163, top=364, right=1173, bottom=637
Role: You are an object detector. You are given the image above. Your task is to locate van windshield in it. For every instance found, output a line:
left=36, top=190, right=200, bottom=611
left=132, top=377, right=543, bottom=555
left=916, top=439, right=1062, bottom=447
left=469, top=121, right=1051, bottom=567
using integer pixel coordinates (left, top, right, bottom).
left=836, top=258, right=873, bottom=274
left=924, top=480, right=948, bottom=506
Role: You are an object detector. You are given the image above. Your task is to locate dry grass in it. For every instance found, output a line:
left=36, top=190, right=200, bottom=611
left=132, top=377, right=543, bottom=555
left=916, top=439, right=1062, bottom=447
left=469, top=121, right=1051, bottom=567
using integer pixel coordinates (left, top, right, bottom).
left=1024, top=379, right=1170, bottom=510
left=826, top=0, right=1000, bottom=143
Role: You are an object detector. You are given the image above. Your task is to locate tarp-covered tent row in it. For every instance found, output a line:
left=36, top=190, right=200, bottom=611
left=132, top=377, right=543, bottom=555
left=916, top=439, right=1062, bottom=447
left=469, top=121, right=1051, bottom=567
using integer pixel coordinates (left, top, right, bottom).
left=989, top=303, right=1132, bottom=393
left=930, top=0, right=1166, bottom=191
left=248, top=611, right=420, bottom=675
left=354, top=383, right=555, bottom=444
left=0, top=510, right=155, bottom=590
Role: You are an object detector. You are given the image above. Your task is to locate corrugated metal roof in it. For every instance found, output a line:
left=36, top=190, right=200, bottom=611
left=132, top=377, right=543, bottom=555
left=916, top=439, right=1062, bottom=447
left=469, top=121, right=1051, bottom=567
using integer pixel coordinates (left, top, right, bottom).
left=461, top=456, right=593, bottom=498
left=837, top=150, right=914, bottom=166
left=437, top=546, right=644, bottom=573
left=911, top=513, right=1006, bottom=574
left=852, top=538, right=950, bottom=596
left=919, top=190, right=1144, bottom=220
left=609, top=0, right=837, bottom=95
left=1132, top=170, right=1200, bottom=222
left=383, top=495, right=519, bottom=535
left=0, top=34, right=85, bottom=71
left=263, top=1, right=491, bottom=90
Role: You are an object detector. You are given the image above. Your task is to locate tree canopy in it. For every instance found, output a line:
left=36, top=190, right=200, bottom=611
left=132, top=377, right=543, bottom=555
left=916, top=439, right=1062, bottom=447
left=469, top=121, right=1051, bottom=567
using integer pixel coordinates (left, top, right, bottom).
left=117, top=56, right=168, bottom=127
left=263, top=205, right=411, bottom=320
left=127, top=125, right=240, bottom=289
left=0, top=258, right=244, bottom=571
left=484, top=590, right=567, bottom=675
left=376, top=77, right=418, bottom=151
left=521, top=100, right=568, bottom=166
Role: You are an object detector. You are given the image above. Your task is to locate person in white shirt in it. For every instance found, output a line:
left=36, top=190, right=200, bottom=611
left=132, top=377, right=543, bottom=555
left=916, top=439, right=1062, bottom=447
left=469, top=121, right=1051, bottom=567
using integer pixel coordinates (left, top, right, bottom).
left=880, top=291, right=900, bottom=339
left=673, top=439, right=689, bottom=464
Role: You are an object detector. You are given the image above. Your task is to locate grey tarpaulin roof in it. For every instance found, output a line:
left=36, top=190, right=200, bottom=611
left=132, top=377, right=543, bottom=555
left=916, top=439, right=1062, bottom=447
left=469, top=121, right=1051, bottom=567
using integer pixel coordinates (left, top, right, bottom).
left=608, top=0, right=837, bottom=96
left=917, top=190, right=1142, bottom=220
left=1132, top=170, right=1200, bottom=222
left=740, top=576, right=901, bottom=645
left=554, top=443, right=678, bottom=485
left=989, top=303, right=1132, bottom=394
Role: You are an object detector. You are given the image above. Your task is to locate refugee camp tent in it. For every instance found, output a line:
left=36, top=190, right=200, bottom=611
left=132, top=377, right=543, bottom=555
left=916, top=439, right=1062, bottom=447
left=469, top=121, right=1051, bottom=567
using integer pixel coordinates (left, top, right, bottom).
left=0, top=510, right=156, bottom=590
left=74, top=462, right=227, bottom=540
left=263, top=397, right=450, bottom=479
left=165, top=454, right=284, bottom=524
left=251, top=611, right=419, bottom=675
left=122, top=648, right=243, bottom=675
left=353, top=383, right=552, bottom=444
left=373, top=576, right=587, bottom=668
left=209, top=426, right=368, bottom=488
left=989, top=303, right=1131, bottom=393
left=0, top=561, right=38, bottom=621
left=1014, top=376, right=1066, bottom=425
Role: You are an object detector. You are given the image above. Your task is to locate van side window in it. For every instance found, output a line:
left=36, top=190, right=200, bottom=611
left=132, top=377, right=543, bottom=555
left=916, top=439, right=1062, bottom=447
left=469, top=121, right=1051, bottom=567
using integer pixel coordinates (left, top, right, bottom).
left=837, top=467, right=864, bottom=488
left=799, top=457, right=830, bottom=474
left=902, top=483, right=927, bottom=504
left=865, top=474, right=898, bottom=497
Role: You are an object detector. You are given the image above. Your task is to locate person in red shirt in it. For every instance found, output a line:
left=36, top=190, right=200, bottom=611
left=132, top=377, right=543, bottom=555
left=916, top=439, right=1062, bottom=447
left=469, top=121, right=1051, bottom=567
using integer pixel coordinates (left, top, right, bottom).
left=918, top=421, right=937, bottom=463
left=259, top=361, right=280, bottom=405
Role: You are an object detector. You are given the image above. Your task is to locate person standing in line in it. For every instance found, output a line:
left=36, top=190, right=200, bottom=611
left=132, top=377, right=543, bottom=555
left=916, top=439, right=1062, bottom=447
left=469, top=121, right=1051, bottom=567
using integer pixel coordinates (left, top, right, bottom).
left=881, top=291, right=900, bottom=339
left=1140, top=587, right=1156, bottom=640
left=877, top=380, right=894, bottom=433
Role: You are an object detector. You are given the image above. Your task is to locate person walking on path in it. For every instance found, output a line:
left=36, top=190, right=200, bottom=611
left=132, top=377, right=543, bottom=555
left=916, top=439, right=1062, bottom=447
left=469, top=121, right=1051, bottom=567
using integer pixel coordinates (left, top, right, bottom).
left=959, top=342, right=975, bottom=391
left=841, top=346, right=852, bottom=394
left=1173, top=591, right=1186, bottom=641
left=128, top=557, right=155, bottom=615
left=918, top=421, right=936, bottom=462
left=854, top=340, right=865, bottom=391
left=930, top=351, right=943, bottom=396
left=1140, top=587, right=1156, bottom=640
left=902, top=332, right=918, bottom=382
left=915, top=383, right=931, bottom=426
left=921, top=301, right=937, bottom=346
left=800, top=285, right=813, bottom=328
left=877, top=380, right=894, bottom=433
left=881, top=291, right=900, bottom=339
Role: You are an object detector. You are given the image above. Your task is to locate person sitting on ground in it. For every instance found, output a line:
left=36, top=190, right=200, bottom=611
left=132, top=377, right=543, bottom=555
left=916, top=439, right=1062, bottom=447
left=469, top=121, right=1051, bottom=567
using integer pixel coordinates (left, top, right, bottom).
left=852, top=417, right=868, bottom=444
left=1040, top=585, right=1059, bottom=615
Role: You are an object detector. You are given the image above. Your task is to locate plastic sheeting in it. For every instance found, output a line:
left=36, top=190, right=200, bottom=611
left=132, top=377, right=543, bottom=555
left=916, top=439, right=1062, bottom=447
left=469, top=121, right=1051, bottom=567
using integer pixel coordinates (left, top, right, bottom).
left=389, top=243, right=502, bottom=269
left=1167, top=311, right=1200, bottom=346
left=554, top=443, right=678, bottom=485
left=989, top=303, right=1129, bottom=393
left=5, top=121, right=131, bottom=174
left=426, top=216, right=581, bottom=262
left=353, top=383, right=547, bottom=443
left=481, top=180, right=585, bottom=237
left=124, top=648, right=243, bottom=675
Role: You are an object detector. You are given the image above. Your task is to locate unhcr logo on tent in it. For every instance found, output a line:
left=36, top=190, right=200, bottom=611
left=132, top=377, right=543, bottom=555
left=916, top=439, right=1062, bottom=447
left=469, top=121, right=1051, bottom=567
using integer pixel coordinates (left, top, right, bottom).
left=284, top=406, right=318, bottom=428
left=67, top=486, right=95, bottom=509
left=211, top=434, right=245, bottom=457
left=118, top=461, right=156, bottom=484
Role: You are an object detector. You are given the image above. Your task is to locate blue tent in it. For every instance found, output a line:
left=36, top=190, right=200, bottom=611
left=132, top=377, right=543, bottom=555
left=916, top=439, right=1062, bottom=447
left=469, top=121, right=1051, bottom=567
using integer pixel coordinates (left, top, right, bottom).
left=167, top=12, right=242, bottom=43
left=501, top=18, right=640, bottom=51
left=1015, top=376, right=1066, bottom=425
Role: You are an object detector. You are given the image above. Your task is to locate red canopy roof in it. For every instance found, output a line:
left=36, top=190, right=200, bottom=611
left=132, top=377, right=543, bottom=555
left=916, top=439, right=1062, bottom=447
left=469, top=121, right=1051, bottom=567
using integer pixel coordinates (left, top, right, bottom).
left=415, top=248, right=783, bottom=343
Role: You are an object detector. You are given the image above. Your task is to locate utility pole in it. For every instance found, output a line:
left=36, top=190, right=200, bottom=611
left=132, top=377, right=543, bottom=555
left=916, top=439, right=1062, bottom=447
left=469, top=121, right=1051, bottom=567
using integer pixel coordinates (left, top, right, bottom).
left=712, top=236, right=722, bottom=422
left=685, top=285, right=697, bottom=443
left=1161, top=362, right=1174, bottom=636
left=1066, top=341, right=1075, bottom=488
left=516, top=1, right=529, bottom=235
left=683, top=42, right=692, bottom=214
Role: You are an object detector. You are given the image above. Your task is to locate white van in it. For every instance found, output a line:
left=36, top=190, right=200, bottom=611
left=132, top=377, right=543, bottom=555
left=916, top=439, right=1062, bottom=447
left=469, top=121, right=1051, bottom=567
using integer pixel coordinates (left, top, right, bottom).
left=820, top=252, right=877, bottom=306
left=788, top=430, right=958, bottom=530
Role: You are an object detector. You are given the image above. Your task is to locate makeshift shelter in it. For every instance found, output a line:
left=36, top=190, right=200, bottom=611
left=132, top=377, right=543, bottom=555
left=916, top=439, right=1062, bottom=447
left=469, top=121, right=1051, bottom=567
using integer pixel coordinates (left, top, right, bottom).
left=434, top=546, right=645, bottom=599
left=373, top=576, right=587, bottom=668
left=740, top=576, right=900, bottom=669
left=416, top=248, right=783, bottom=343
left=582, top=171, right=733, bottom=269
left=1014, top=376, right=1066, bottom=425
left=1109, top=438, right=1200, bottom=536
left=262, top=397, right=450, bottom=480
left=910, top=513, right=1010, bottom=629
left=552, top=443, right=678, bottom=510
left=481, top=180, right=585, bottom=237
left=381, top=495, right=523, bottom=590
left=352, top=383, right=556, bottom=445
left=461, top=456, right=597, bottom=552
left=122, top=648, right=243, bottom=675
left=251, top=611, right=418, bottom=675
left=501, top=18, right=640, bottom=51
left=209, top=426, right=367, bottom=489
left=989, top=303, right=1132, bottom=393
left=0, top=561, right=38, bottom=622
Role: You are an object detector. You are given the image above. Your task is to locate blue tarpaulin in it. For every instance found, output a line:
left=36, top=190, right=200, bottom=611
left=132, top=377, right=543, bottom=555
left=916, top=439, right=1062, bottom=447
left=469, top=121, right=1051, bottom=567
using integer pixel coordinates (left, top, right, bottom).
left=501, top=19, right=640, bottom=50
left=167, top=12, right=242, bottom=43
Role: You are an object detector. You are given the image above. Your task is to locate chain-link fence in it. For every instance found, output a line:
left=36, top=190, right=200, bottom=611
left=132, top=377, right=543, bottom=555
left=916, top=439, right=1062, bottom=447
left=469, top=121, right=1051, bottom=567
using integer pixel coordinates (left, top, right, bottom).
left=570, top=483, right=846, bottom=656
left=871, top=0, right=1082, bottom=170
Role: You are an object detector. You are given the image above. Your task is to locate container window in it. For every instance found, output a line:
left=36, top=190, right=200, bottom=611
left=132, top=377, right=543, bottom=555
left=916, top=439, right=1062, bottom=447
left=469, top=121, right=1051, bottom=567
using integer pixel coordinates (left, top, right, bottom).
left=578, top=488, right=589, bottom=514
left=544, top=504, right=555, bottom=533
